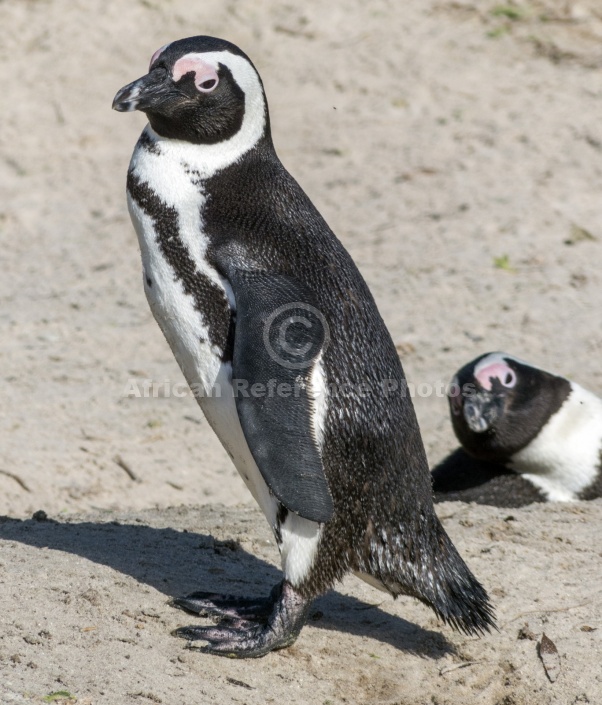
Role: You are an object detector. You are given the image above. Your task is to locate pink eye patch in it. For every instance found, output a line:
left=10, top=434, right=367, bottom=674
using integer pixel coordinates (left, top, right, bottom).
left=172, top=53, right=220, bottom=93
left=475, top=361, right=516, bottom=390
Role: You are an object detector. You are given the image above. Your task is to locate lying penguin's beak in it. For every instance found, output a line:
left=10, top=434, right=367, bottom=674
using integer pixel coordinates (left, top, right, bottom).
left=112, top=72, right=170, bottom=113
left=462, top=391, right=500, bottom=433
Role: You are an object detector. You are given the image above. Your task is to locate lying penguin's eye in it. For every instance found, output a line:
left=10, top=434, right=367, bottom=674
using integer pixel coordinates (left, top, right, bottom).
left=450, top=394, right=462, bottom=416
left=501, top=370, right=517, bottom=388
left=198, top=78, right=218, bottom=92
left=448, top=384, right=463, bottom=416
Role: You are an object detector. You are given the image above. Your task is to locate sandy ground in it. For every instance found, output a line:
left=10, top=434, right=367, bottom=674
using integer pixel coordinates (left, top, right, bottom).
left=1, top=0, right=601, bottom=703
left=1, top=501, right=602, bottom=705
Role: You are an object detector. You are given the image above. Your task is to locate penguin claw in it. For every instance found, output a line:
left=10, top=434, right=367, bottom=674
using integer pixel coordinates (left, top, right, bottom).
left=171, top=580, right=312, bottom=658
left=171, top=591, right=273, bottom=623
left=174, top=623, right=253, bottom=643
left=174, top=623, right=296, bottom=659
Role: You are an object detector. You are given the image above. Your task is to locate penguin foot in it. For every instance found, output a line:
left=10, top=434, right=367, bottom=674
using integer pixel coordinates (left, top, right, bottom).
left=172, top=580, right=312, bottom=658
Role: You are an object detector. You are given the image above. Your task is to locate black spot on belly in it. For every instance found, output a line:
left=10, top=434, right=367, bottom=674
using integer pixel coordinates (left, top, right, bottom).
left=138, top=131, right=161, bottom=155
left=146, top=276, right=152, bottom=288
left=128, top=171, right=231, bottom=354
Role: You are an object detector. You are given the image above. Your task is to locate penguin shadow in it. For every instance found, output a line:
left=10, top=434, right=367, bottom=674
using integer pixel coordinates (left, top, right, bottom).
left=432, top=448, right=544, bottom=508
left=0, top=514, right=454, bottom=659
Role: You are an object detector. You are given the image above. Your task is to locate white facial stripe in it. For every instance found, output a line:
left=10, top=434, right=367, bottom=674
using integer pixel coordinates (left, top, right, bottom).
left=149, top=43, right=170, bottom=69
left=474, top=352, right=532, bottom=374
left=143, top=50, right=266, bottom=176
left=473, top=352, right=509, bottom=379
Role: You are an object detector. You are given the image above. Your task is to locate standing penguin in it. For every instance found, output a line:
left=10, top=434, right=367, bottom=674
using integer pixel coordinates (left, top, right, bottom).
left=112, top=36, right=494, bottom=658
left=442, top=351, right=602, bottom=504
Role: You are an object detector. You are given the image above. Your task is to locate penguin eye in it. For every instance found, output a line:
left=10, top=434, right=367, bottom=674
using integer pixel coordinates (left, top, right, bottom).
left=501, top=370, right=517, bottom=388
left=198, top=78, right=218, bottom=93
left=448, top=382, right=463, bottom=416
left=450, top=394, right=462, bottom=416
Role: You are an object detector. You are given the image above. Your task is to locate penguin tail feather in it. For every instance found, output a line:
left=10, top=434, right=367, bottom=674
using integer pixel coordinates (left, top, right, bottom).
left=416, top=521, right=496, bottom=636
left=366, top=518, right=497, bottom=636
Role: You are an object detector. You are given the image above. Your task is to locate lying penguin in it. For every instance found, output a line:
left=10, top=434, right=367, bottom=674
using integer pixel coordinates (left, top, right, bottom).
left=433, top=351, right=602, bottom=506
left=113, top=36, right=494, bottom=658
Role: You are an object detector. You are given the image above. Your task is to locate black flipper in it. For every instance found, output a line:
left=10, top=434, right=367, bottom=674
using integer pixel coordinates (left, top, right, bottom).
left=227, top=268, right=333, bottom=524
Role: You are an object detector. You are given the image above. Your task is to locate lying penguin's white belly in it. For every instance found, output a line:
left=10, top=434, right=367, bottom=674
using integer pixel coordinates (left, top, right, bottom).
left=510, top=383, right=602, bottom=501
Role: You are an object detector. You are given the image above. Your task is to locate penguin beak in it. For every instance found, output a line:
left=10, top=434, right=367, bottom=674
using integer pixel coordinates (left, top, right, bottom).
left=112, top=72, right=170, bottom=113
left=462, top=391, right=500, bottom=433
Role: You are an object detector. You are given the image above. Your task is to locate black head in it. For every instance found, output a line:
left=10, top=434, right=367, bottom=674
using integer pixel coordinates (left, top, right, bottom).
left=448, top=352, right=571, bottom=462
left=112, top=36, right=269, bottom=145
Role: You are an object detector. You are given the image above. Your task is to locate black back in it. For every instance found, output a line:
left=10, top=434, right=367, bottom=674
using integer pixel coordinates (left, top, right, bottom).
left=204, top=134, right=436, bottom=591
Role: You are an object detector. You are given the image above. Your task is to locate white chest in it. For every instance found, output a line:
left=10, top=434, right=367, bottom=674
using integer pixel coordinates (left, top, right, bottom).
left=126, top=131, right=280, bottom=522
left=126, top=132, right=232, bottom=396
